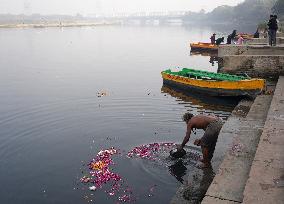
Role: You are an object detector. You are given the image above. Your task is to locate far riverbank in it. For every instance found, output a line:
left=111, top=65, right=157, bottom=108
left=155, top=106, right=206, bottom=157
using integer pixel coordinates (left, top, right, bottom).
left=0, top=21, right=121, bottom=29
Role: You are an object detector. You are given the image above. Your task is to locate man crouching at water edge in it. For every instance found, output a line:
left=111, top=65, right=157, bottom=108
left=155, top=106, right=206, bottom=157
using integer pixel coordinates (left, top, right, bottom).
left=177, top=113, right=223, bottom=168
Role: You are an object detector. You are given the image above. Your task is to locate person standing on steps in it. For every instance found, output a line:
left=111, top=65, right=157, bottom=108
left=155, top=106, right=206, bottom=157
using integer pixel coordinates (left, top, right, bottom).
left=268, top=14, right=278, bottom=46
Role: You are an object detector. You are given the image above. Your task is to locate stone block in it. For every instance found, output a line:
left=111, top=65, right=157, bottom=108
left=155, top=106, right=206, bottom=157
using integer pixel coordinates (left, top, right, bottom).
left=220, top=55, right=284, bottom=78
left=277, top=32, right=284, bottom=38
left=218, top=45, right=284, bottom=57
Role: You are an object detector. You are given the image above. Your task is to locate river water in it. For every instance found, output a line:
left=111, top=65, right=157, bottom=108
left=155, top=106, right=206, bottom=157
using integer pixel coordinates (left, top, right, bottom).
left=0, top=25, right=238, bottom=204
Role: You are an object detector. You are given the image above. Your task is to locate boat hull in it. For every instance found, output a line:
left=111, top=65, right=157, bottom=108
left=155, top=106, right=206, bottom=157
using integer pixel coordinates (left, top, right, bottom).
left=161, top=72, right=265, bottom=97
left=190, top=43, right=218, bottom=52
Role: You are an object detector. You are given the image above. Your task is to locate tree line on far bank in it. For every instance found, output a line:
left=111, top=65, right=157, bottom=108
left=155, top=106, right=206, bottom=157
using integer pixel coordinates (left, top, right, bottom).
left=182, top=0, right=283, bottom=25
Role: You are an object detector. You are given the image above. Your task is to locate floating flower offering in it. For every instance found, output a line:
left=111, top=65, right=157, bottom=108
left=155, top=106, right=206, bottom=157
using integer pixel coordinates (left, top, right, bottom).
left=80, top=142, right=200, bottom=203
left=80, top=147, right=134, bottom=202
left=80, top=147, right=121, bottom=188
left=127, top=142, right=175, bottom=160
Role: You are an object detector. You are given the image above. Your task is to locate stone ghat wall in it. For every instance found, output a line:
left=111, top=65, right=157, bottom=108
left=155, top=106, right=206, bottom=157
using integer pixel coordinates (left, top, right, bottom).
left=260, top=32, right=284, bottom=38
left=219, top=55, right=284, bottom=78
left=246, top=37, right=284, bottom=45
left=218, top=45, right=284, bottom=57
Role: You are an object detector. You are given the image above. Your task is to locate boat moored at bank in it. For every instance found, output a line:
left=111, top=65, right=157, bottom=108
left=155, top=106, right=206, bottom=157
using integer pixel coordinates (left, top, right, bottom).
left=161, top=68, right=265, bottom=97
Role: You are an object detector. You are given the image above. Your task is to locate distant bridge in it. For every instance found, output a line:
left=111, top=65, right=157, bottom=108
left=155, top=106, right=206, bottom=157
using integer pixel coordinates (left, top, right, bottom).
left=89, top=11, right=188, bottom=24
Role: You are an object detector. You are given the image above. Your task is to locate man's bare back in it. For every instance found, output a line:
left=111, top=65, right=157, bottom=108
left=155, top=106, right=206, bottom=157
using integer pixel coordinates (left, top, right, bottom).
left=188, top=115, right=218, bottom=130
left=177, top=113, right=222, bottom=168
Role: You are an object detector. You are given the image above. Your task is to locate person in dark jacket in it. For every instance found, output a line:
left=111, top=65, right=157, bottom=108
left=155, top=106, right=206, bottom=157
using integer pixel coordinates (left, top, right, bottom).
left=215, top=37, right=224, bottom=45
left=210, top=33, right=216, bottom=44
left=226, top=34, right=232, bottom=44
left=268, top=15, right=278, bottom=46
left=230, top=30, right=237, bottom=44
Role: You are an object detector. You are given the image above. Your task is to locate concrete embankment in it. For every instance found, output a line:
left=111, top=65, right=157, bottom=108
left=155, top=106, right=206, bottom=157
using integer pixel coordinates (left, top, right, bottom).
left=220, top=55, right=284, bottom=78
left=202, top=76, right=284, bottom=204
left=218, top=32, right=284, bottom=78
left=202, top=95, right=272, bottom=203
left=277, top=32, right=284, bottom=38
left=242, top=76, right=284, bottom=204
left=218, top=45, right=284, bottom=57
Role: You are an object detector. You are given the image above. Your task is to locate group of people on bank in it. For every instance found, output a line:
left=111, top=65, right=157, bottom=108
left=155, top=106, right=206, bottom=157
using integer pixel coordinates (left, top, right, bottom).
left=209, top=14, right=279, bottom=47
left=210, top=29, right=244, bottom=46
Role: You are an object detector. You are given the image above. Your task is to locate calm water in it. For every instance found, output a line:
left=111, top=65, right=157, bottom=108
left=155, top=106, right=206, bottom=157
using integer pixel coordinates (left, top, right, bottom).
left=0, top=25, right=237, bottom=204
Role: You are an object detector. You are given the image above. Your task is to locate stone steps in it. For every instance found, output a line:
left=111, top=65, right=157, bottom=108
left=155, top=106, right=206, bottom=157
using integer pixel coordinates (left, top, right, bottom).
left=242, top=76, right=284, bottom=204
left=170, top=100, right=253, bottom=204
left=202, top=95, right=272, bottom=204
left=246, top=37, right=284, bottom=45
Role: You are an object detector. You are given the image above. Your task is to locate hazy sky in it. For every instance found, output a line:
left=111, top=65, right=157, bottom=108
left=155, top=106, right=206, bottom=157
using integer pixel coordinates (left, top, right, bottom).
left=0, top=0, right=245, bottom=15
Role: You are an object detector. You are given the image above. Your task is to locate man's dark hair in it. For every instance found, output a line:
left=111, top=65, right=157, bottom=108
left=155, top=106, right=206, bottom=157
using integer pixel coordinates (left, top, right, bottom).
left=274, top=15, right=277, bottom=19
left=270, top=14, right=274, bottom=18
left=183, top=113, right=194, bottom=122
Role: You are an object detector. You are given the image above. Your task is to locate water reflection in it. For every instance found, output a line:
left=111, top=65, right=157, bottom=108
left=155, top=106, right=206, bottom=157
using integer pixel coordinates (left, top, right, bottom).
left=169, top=160, right=187, bottom=183
left=183, top=167, right=215, bottom=203
left=190, top=50, right=218, bottom=57
left=168, top=145, right=201, bottom=184
left=168, top=147, right=215, bottom=204
left=161, top=85, right=237, bottom=120
left=209, top=56, right=219, bottom=67
left=190, top=50, right=220, bottom=67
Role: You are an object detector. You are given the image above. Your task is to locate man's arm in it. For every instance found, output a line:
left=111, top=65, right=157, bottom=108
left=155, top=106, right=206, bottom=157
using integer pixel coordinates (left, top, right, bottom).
left=180, top=124, right=192, bottom=148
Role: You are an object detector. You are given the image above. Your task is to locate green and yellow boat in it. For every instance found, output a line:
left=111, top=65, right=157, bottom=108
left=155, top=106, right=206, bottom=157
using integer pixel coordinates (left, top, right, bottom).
left=161, top=68, right=265, bottom=97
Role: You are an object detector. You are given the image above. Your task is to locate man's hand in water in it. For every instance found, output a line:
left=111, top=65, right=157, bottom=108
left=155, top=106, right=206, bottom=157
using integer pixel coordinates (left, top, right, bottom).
left=194, top=139, right=201, bottom=146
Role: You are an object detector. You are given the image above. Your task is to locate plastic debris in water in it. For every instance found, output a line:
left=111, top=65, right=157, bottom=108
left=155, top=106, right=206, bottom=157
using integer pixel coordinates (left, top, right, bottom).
left=89, top=186, right=97, bottom=191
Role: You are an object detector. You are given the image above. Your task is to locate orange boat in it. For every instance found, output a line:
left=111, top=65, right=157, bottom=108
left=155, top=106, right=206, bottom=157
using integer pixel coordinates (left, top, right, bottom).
left=190, top=42, right=218, bottom=52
